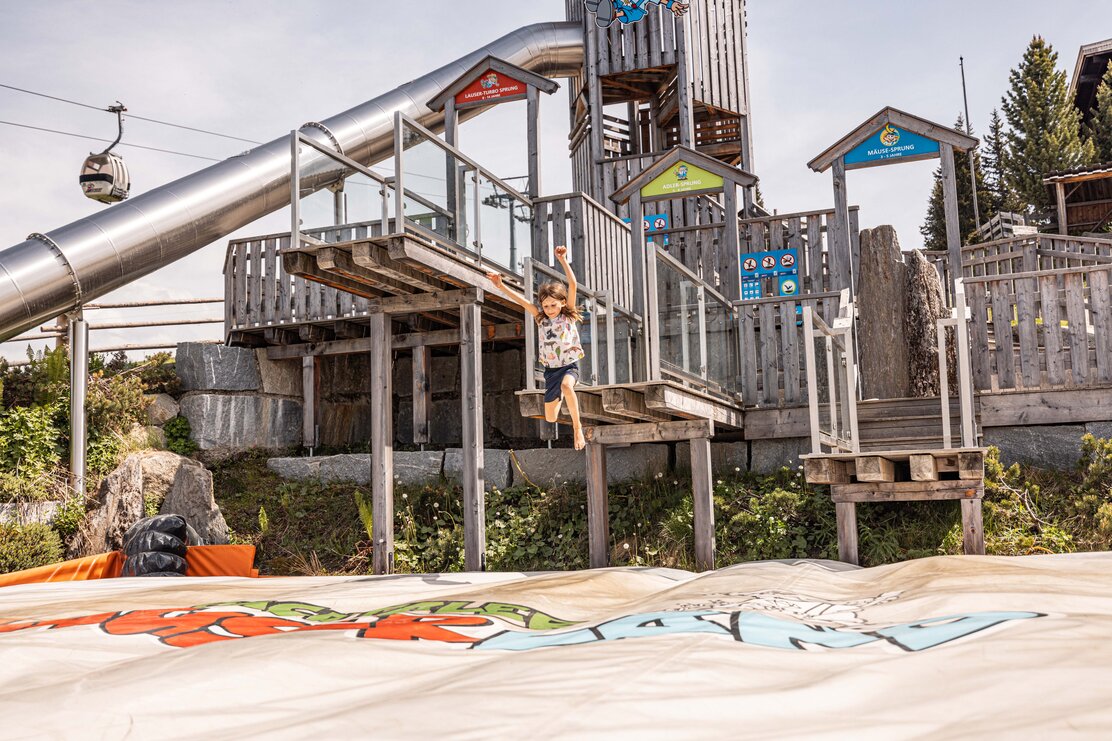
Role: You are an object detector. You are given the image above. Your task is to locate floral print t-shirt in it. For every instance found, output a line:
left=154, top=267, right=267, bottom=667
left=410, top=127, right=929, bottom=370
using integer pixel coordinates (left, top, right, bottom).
left=538, top=313, right=584, bottom=368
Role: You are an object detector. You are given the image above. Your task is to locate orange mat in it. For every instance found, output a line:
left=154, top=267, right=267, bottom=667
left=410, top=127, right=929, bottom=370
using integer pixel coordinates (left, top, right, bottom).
left=0, top=545, right=257, bottom=588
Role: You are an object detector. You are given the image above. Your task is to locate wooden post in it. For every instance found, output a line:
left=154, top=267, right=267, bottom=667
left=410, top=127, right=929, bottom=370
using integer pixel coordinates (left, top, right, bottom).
left=674, top=13, right=695, bottom=147
left=1055, top=182, right=1068, bottom=236
left=586, top=441, right=609, bottom=568
left=460, top=300, right=486, bottom=571
left=412, top=345, right=431, bottom=445
left=721, top=184, right=740, bottom=300
left=369, top=311, right=394, bottom=575
left=690, top=436, right=715, bottom=571
left=585, top=27, right=605, bottom=202
left=961, top=498, right=985, bottom=555
left=629, top=191, right=649, bottom=382
left=835, top=501, right=859, bottom=565
left=940, top=142, right=962, bottom=295
left=301, top=355, right=319, bottom=448
left=830, top=157, right=852, bottom=293
left=527, top=86, right=541, bottom=199
left=444, top=104, right=462, bottom=243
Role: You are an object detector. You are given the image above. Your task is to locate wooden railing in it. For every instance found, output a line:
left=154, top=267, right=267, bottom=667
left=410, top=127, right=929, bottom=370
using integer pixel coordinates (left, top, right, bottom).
left=735, top=291, right=844, bottom=408
left=965, top=264, right=1112, bottom=391
left=738, top=207, right=861, bottom=295
left=961, top=234, right=1112, bottom=278
left=224, top=223, right=377, bottom=334
left=533, top=193, right=634, bottom=311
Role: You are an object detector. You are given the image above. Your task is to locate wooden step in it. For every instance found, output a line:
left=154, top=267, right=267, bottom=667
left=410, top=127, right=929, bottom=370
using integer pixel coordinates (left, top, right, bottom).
left=803, top=448, right=986, bottom=485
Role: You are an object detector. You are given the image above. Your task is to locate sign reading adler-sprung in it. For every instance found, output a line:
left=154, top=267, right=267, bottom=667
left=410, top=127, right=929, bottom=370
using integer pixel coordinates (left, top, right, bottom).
left=843, top=123, right=940, bottom=170
left=640, top=160, right=725, bottom=200
left=454, top=70, right=528, bottom=108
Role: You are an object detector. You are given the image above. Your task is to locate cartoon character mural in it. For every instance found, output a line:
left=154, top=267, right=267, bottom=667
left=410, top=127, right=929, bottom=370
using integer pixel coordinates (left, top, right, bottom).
left=583, top=0, right=690, bottom=28
left=480, top=72, right=500, bottom=90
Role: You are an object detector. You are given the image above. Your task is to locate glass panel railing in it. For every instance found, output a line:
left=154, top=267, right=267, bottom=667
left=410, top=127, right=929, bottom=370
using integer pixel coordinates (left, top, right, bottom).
left=477, top=172, right=531, bottom=273
left=704, top=292, right=739, bottom=396
left=655, top=254, right=703, bottom=381
left=395, top=114, right=533, bottom=277
left=398, top=120, right=468, bottom=248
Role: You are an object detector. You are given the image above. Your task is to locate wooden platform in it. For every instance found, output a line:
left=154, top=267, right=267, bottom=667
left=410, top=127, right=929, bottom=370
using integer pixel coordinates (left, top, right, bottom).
left=516, top=380, right=743, bottom=430
left=802, top=448, right=986, bottom=485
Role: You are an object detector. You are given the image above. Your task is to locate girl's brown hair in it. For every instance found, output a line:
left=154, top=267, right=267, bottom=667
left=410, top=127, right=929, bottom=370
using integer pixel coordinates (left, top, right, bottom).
left=535, top=282, right=582, bottom=323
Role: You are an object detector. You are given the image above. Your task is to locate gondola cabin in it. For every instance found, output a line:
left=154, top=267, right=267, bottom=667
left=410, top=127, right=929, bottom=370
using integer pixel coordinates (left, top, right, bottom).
left=80, top=152, right=130, bottom=204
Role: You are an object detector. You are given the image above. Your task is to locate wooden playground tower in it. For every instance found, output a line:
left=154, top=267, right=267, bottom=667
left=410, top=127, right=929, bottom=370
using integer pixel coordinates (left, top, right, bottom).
left=222, top=1, right=1112, bottom=573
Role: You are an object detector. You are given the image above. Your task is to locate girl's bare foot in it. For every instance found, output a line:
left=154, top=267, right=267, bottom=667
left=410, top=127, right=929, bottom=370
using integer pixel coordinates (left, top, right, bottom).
left=574, top=427, right=586, bottom=450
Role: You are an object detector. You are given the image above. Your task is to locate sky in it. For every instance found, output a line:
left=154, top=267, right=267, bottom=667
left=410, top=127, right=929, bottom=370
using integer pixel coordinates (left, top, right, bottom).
left=0, top=0, right=1109, bottom=361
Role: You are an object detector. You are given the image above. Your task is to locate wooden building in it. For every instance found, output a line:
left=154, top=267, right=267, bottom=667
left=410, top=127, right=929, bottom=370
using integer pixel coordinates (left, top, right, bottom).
left=1044, top=163, right=1112, bottom=235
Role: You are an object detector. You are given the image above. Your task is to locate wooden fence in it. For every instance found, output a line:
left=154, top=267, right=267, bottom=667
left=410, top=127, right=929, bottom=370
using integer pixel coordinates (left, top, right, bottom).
left=737, top=291, right=844, bottom=407
left=224, top=222, right=379, bottom=335
left=739, top=207, right=861, bottom=295
left=962, top=234, right=1112, bottom=278
left=533, top=193, right=634, bottom=310
left=965, top=264, right=1112, bottom=391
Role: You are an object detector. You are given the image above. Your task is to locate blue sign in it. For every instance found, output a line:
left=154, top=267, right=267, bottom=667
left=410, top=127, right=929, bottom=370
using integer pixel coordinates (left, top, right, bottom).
left=843, top=124, right=940, bottom=169
left=741, top=278, right=762, bottom=300
left=623, top=213, right=670, bottom=246
left=778, top=275, right=799, bottom=297
left=740, top=248, right=798, bottom=278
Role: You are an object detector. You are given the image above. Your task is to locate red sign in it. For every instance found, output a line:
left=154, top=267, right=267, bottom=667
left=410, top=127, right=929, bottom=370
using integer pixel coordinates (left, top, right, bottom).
left=454, top=69, right=528, bottom=107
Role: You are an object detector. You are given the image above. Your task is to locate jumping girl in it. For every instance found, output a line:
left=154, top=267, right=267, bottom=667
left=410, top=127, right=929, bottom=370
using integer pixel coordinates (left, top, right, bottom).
left=487, top=245, right=586, bottom=450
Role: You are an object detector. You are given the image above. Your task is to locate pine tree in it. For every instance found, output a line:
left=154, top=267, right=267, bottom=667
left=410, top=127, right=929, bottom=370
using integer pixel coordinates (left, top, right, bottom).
left=920, top=115, right=993, bottom=249
left=981, top=108, right=1017, bottom=213
left=1001, top=36, right=1096, bottom=212
left=1088, top=60, right=1112, bottom=163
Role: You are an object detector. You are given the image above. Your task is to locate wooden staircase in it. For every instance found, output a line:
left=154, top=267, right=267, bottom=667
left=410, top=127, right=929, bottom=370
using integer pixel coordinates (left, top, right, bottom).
left=856, top=396, right=982, bottom=452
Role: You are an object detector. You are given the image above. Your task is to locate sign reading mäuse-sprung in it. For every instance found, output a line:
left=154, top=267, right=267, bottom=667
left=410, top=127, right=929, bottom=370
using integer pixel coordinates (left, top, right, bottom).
left=843, top=124, right=940, bottom=169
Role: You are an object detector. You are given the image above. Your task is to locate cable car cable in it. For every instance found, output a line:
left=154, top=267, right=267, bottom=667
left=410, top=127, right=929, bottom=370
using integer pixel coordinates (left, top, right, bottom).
left=0, top=119, right=221, bottom=161
left=0, top=82, right=262, bottom=144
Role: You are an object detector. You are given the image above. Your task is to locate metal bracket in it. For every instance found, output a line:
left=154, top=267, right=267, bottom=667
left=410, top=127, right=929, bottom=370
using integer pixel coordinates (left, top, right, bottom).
left=27, top=232, right=83, bottom=305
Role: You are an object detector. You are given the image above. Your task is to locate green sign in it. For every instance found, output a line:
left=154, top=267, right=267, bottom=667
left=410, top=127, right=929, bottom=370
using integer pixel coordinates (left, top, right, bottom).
left=640, top=160, right=724, bottom=199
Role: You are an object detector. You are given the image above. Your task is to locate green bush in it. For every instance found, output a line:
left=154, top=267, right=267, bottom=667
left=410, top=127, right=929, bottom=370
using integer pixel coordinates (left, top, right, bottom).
left=164, top=416, right=198, bottom=456
left=0, top=522, right=64, bottom=574
left=0, top=403, right=64, bottom=481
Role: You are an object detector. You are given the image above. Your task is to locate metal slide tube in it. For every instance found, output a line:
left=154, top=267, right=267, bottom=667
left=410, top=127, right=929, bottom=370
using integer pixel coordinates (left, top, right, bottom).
left=0, top=22, right=583, bottom=340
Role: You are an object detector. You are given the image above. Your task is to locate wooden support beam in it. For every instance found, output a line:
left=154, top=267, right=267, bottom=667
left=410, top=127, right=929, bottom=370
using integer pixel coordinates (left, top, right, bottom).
left=301, top=355, right=319, bottom=448
left=644, top=385, right=743, bottom=429
left=584, top=419, right=714, bottom=446
left=586, top=442, right=609, bottom=569
left=601, top=387, right=670, bottom=422
left=961, top=498, right=986, bottom=555
left=460, top=301, right=486, bottom=572
left=282, top=251, right=379, bottom=299
left=332, top=320, right=367, bottom=339
left=366, top=287, right=482, bottom=315
left=517, top=390, right=633, bottom=424
left=690, top=436, right=715, bottom=572
left=835, top=502, right=859, bottom=566
left=855, top=456, right=896, bottom=483
left=909, top=454, right=939, bottom=482
left=412, top=346, right=431, bottom=445
left=298, top=324, right=332, bottom=343
left=264, top=322, right=525, bottom=360
left=830, top=480, right=983, bottom=503
left=263, top=327, right=299, bottom=346
left=803, top=457, right=849, bottom=485
left=350, top=241, right=442, bottom=291
left=958, top=451, right=984, bottom=480
left=317, top=246, right=417, bottom=295
left=369, top=312, right=394, bottom=575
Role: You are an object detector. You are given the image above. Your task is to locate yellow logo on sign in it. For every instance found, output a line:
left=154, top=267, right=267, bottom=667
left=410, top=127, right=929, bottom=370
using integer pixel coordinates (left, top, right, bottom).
left=879, top=124, right=900, bottom=147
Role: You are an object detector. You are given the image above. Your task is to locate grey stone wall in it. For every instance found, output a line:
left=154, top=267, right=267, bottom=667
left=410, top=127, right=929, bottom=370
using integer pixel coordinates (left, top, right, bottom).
left=984, top=422, right=1112, bottom=470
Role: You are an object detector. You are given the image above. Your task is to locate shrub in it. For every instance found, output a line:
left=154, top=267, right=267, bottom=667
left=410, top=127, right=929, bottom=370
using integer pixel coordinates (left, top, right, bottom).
left=0, top=523, right=64, bottom=574
left=0, top=403, right=63, bottom=481
left=164, top=416, right=198, bottom=456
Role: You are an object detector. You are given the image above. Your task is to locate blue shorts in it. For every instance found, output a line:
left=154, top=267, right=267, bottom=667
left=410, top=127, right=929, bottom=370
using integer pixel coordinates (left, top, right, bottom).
left=543, top=361, right=580, bottom=403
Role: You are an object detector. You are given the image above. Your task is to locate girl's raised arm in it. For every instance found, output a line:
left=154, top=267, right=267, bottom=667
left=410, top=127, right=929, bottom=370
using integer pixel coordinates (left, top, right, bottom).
left=554, top=246, right=577, bottom=310
left=486, top=272, right=539, bottom=319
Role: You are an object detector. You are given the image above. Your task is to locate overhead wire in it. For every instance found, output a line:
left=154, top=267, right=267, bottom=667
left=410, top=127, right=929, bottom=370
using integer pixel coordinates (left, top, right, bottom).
left=0, top=82, right=262, bottom=144
left=0, top=119, right=222, bottom=161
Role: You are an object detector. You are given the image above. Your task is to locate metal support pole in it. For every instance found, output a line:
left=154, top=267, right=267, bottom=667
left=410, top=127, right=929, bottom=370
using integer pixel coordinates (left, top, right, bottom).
left=960, top=56, right=981, bottom=231
left=68, top=310, right=89, bottom=496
